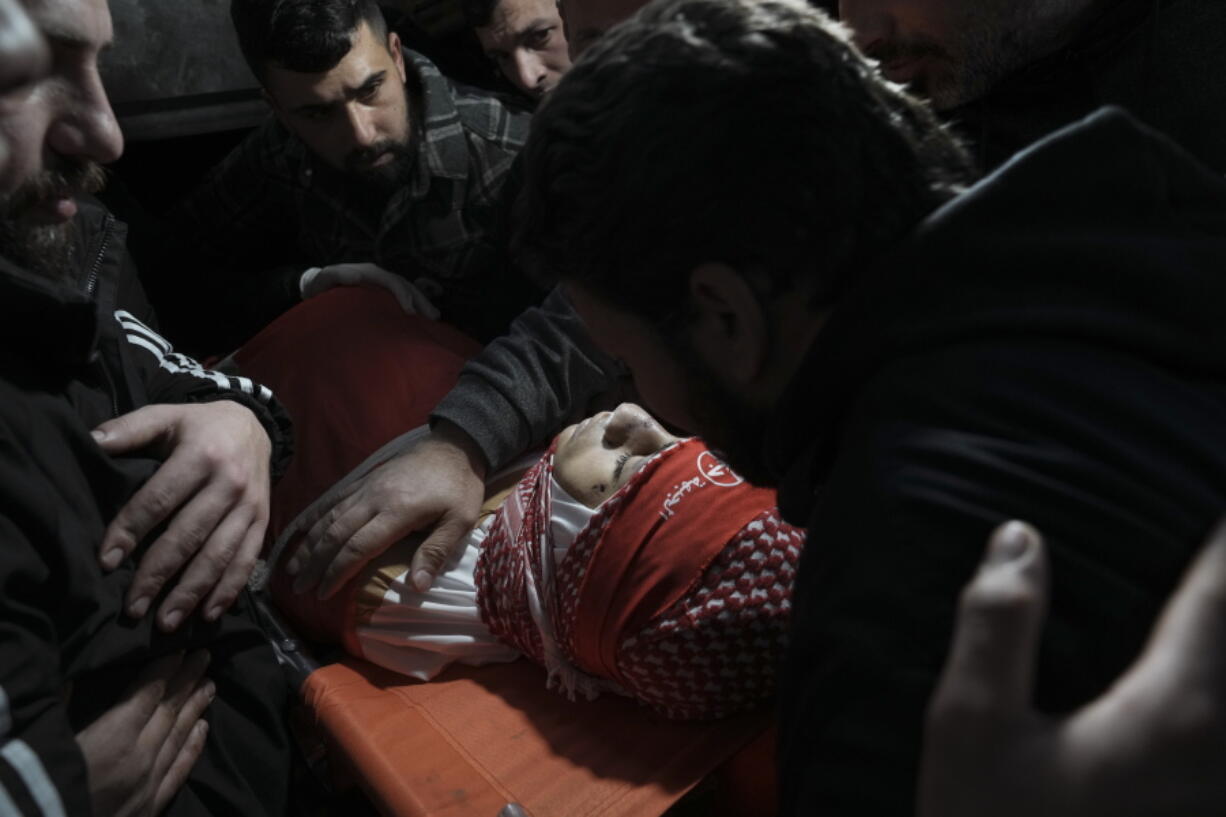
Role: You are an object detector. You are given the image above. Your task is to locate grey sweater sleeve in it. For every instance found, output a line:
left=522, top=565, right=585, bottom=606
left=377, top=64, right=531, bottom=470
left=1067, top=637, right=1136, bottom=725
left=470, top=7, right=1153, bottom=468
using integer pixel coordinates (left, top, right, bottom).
left=431, top=286, right=623, bottom=470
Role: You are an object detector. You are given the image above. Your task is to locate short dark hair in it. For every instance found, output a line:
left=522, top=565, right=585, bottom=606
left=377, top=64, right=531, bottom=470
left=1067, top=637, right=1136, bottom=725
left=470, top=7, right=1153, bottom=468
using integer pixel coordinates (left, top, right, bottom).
left=461, top=0, right=499, bottom=29
left=514, top=0, right=975, bottom=326
left=231, top=0, right=390, bottom=81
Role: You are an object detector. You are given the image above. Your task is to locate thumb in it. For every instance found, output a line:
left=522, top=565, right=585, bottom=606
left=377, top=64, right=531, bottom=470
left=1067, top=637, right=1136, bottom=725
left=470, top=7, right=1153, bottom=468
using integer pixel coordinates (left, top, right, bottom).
left=92, top=404, right=175, bottom=454
left=408, top=513, right=474, bottom=592
left=1134, top=516, right=1226, bottom=683
left=932, top=520, right=1049, bottom=717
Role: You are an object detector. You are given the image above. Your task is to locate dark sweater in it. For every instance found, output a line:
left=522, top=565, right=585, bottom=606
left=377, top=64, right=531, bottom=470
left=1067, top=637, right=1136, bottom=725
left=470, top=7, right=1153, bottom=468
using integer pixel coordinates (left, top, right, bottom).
left=771, top=108, right=1226, bottom=815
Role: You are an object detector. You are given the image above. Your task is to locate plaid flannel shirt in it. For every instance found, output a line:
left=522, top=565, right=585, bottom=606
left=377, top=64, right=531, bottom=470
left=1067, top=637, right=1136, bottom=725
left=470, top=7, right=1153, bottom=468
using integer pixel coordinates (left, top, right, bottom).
left=172, top=49, right=533, bottom=352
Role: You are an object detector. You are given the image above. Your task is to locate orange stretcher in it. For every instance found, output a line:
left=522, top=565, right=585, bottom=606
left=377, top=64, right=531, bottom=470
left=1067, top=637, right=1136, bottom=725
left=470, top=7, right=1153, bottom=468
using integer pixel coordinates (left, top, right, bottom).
left=299, top=657, right=774, bottom=817
left=238, top=290, right=780, bottom=816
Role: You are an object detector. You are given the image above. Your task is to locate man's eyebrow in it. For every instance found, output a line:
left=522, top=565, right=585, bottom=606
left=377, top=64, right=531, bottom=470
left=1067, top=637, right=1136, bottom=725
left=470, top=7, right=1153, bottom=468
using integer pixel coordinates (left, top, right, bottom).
left=353, top=70, right=388, bottom=94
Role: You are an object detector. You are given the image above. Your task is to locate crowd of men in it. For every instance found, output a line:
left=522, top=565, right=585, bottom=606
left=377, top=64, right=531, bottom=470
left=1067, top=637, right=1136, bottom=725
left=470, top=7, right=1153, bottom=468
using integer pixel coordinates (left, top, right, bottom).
left=1, top=0, right=1226, bottom=814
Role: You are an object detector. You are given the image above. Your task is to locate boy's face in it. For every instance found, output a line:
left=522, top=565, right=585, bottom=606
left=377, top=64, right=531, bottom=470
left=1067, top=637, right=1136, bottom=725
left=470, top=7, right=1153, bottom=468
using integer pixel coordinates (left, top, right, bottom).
left=554, top=403, right=679, bottom=507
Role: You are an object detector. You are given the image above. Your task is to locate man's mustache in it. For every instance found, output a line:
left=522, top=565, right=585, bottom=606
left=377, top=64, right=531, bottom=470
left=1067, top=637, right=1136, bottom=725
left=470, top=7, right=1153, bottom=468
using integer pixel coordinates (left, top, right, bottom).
left=866, top=38, right=948, bottom=66
left=1, top=159, right=107, bottom=217
left=346, top=140, right=411, bottom=173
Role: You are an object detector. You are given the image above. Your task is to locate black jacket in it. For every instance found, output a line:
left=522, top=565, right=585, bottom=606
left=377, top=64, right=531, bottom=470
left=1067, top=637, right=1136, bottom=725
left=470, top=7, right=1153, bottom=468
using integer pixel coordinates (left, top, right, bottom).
left=772, top=109, right=1226, bottom=815
left=0, top=201, right=294, bottom=815
left=953, top=0, right=1226, bottom=173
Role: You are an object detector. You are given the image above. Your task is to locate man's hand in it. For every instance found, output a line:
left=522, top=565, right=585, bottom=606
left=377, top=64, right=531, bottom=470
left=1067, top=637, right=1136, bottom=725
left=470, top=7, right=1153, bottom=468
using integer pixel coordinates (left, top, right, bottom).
left=76, top=650, right=214, bottom=817
left=286, top=420, right=487, bottom=599
left=919, top=519, right=1226, bottom=817
left=92, top=401, right=272, bottom=631
left=299, top=262, right=441, bottom=319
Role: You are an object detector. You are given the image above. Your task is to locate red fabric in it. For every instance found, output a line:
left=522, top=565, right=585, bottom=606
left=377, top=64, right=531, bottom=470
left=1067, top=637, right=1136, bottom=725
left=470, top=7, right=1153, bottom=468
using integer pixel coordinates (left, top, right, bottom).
left=234, top=287, right=481, bottom=642
left=565, top=439, right=777, bottom=684
left=477, top=438, right=804, bottom=719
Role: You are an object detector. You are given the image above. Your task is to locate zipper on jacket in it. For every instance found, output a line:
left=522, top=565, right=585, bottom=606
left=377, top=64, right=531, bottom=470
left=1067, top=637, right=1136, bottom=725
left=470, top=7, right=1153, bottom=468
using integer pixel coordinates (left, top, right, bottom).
left=85, top=213, right=114, bottom=298
left=87, top=213, right=119, bottom=416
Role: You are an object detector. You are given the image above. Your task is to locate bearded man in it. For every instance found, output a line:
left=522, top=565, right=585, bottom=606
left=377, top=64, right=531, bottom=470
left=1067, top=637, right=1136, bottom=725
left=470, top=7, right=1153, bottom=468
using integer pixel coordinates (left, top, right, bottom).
left=170, top=0, right=534, bottom=354
left=512, top=0, right=1226, bottom=813
left=0, top=0, right=297, bottom=812
left=838, top=0, right=1226, bottom=170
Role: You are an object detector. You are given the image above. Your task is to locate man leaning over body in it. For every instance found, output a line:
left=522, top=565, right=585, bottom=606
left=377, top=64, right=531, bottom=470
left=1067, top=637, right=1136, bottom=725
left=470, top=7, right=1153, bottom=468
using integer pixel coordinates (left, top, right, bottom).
left=170, top=0, right=534, bottom=355
left=513, top=0, right=1226, bottom=813
left=288, top=0, right=1226, bottom=601
left=0, top=0, right=295, bottom=812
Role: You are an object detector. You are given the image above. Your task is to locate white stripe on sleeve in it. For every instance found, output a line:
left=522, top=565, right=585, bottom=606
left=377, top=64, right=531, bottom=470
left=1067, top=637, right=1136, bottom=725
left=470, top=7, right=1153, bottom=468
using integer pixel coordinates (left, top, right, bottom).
left=0, top=741, right=65, bottom=817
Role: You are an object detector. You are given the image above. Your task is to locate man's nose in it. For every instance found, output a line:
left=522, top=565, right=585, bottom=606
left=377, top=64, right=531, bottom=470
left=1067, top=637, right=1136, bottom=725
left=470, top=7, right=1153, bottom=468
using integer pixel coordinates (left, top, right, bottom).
left=838, top=0, right=893, bottom=52
left=604, top=403, right=673, bottom=454
left=512, top=50, right=548, bottom=96
left=345, top=104, right=379, bottom=148
left=47, top=69, right=124, bottom=165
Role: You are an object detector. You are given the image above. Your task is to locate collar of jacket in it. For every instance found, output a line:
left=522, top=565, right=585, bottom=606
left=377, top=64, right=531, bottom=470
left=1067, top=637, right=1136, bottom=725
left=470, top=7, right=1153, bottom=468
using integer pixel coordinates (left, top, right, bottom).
left=0, top=197, right=128, bottom=375
left=0, top=253, right=99, bottom=374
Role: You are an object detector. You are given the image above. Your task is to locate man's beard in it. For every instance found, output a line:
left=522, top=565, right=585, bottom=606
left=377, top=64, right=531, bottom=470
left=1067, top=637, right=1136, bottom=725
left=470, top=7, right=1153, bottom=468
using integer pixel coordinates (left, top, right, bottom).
left=345, top=137, right=416, bottom=193
left=670, top=339, right=779, bottom=489
left=870, top=0, right=1084, bottom=110
left=0, top=158, right=106, bottom=281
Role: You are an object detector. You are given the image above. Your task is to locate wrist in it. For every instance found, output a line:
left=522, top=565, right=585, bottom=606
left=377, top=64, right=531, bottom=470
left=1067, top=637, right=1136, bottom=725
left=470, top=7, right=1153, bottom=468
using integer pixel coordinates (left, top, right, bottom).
left=430, top=418, right=489, bottom=480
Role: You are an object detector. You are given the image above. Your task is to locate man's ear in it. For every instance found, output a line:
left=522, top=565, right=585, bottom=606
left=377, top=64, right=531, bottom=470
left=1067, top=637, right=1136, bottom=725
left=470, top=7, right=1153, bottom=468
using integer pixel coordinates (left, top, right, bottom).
left=685, top=263, right=769, bottom=386
left=388, top=31, right=407, bottom=84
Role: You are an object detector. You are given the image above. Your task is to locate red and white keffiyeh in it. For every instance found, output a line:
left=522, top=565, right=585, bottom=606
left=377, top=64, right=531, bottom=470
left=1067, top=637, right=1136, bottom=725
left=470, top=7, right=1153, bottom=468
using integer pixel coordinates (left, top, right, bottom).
left=476, top=438, right=804, bottom=720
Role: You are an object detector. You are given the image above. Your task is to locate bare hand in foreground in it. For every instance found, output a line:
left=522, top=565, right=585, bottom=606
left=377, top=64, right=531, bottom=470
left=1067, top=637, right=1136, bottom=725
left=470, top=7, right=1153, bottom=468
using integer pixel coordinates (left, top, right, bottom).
left=286, top=420, right=487, bottom=599
left=300, top=262, right=441, bottom=319
left=919, top=519, right=1226, bottom=817
left=76, top=650, right=214, bottom=817
left=92, top=401, right=272, bottom=631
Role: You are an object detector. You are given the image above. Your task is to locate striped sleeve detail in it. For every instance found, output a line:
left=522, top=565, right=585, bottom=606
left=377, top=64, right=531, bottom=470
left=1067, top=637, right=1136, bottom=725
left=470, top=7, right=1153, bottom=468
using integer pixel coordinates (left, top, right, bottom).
left=0, top=687, right=64, bottom=817
left=0, top=744, right=63, bottom=817
left=114, top=310, right=274, bottom=404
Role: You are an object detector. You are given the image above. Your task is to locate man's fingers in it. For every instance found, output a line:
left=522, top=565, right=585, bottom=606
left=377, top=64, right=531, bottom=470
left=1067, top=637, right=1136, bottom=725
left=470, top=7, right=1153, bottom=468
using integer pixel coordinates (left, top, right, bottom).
left=1135, top=516, right=1226, bottom=681
left=931, top=520, right=1049, bottom=719
left=314, top=511, right=416, bottom=599
left=101, top=454, right=207, bottom=577
left=152, top=719, right=209, bottom=816
left=91, top=404, right=176, bottom=455
left=123, top=470, right=230, bottom=619
left=143, top=649, right=211, bottom=743
left=150, top=670, right=214, bottom=816
left=407, top=512, right=479, bottom=593
left=124, top=652, right=186, bottom=722
left=292, top=502, right=378, bottom=594
left=152, top=505, right=255, bottom=631
left=202, top=517, right=267, bottom=622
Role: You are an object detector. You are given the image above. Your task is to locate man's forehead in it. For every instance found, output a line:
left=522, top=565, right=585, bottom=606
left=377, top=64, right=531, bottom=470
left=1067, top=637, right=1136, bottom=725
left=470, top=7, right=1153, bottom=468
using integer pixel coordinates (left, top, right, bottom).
left=558, top=0, right=646, bottom=40
left=487, top=0, right=559, bottom=34
left=265, top=23, right=392, bottom=105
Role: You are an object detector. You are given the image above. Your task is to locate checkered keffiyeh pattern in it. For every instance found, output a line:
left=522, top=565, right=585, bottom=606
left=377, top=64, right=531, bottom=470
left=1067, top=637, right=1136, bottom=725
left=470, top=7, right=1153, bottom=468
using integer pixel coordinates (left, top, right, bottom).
left=476, top=439, right=805, bottom=720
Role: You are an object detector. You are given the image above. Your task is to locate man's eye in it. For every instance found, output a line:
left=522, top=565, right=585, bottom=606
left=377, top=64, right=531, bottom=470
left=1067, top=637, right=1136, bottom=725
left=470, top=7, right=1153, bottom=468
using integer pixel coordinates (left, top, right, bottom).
left=358, top=83, right=382, bottom=102
left=526, top=27, right=553, bottom=49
